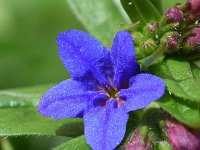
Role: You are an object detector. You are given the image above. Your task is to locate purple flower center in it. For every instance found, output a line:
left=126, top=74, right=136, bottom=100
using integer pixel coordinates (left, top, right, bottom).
left=96, top=85, right=126, bottom=108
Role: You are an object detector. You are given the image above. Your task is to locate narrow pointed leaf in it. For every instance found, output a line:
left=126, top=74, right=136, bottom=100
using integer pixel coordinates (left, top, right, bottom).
left=66, top=0, right=126, bottom=45
left=0, top=85, right=52, bottom=107
left=150, top=0, right=164, bottom=14
left=0, top=85, right=84, bottom=137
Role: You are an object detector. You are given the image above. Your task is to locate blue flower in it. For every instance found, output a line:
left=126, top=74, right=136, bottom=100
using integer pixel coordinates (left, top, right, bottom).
left=38, top=30, right=165, bottom=150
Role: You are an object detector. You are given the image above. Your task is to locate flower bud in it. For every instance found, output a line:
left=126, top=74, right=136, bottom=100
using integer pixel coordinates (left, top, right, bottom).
left=167, top=37, right=178, bottom=50
left=162, top=119, right=200, bottom=150
left=184, top=0, right=200, bottom=19
left=144, top=22, right=159, bottom=34
left=187, top=28, right=200, bottom=47
left=143, top=39, right=156, bottom=55
left=164, top=7, right=183, bottom=23
left=125, top=126, right=153, bottom=150
left=161, top=32, right=179, bottom=51
left=132, top=32, right=143, bottom=45
left=189, top=0, right=200, bottom=17
left=189, top=0, right=200, bottom=11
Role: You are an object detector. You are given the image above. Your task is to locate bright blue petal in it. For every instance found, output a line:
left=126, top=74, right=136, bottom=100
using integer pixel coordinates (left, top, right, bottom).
left=118, top=73, right=165, bottom=112
left=38, top=79, right=104, bottom=119
left=84, top=100, right=128, bottom=150
left=110, top=31, right=139, bottom=89
left=57, top=30, right=113, bottom=87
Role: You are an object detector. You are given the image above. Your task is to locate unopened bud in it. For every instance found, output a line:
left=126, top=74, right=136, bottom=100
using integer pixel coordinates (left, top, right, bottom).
left=187, top=28, right=200, bottom=47
left=161, top=32, right=179, bottom=51
left=189, top=0, right=200, bottom=11
left=143, top=39, right=156, bottom=55
left=165, top=7, right=183, bottom=23
left=184, top=0, right=200, bottom=19
left=125, top=126, right=153, bottom=150
left=163, top=119, right=200, bottom=150
left=189, top=0, right=200, bottom=17
left=167, top=37, right=178, bottom=49
left=144, top=22, right=159, bottom=34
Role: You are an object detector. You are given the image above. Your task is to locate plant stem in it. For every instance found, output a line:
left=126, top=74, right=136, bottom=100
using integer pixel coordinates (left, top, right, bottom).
left=140, top=44, right=166, bottom=68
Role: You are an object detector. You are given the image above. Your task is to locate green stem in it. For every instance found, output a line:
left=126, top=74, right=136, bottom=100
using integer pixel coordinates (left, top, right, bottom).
left=140, top=44, right=166, bottom=68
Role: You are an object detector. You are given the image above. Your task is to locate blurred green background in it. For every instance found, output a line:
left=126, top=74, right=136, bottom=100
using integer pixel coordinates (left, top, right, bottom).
left=0, top=0, right=85, bottom=89
left=0, top=0, right=186, bottom=90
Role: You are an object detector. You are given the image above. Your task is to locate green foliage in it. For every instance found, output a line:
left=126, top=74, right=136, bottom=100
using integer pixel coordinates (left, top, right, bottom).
left=0, top=85, right=52, bottom=107
left=54, top=136, right=91, bottom=150
left=0, top=85, right=84, bottom=137
left=120, top=0, right=162, bottom=24
left=0, top=0, right=79, bottom=89
left=150, top=58, right=200, bottom=102
left=157, top=93, right=200, bottom=128
left=154, top=141, right=173, bottom=150
left=150, top=0, right=164, bottom=14
left=66, top=0, right=126, bottom=46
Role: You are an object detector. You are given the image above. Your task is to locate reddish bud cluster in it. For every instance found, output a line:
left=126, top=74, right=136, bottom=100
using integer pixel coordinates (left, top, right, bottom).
left=165, top=7, right=183, bottom=23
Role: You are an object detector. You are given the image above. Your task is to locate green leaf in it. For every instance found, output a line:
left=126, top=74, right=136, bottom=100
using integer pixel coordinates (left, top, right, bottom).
left=54, top=136, right=91, bottom=150
left=149, top=0, right=164, bottom=14
left=120, top=0, right=161, bottom=24
left=157, top=93, right=200, bottom=128
left=66, top=0, right=126, bottom=46
left=150, top=58, right=200, bottom=102
left=0, top=85, right=52, bottom=107
left=0, top=107, right=84, bottom=137
left=191, top=63, right=200, bottom=85
left=154, top=141, right=173, bottom=150
left=0, top=85, right=84, bottom=137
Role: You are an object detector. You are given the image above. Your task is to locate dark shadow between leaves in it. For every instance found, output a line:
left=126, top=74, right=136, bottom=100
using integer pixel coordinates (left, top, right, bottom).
left=56, top=119, right=84, bottom=137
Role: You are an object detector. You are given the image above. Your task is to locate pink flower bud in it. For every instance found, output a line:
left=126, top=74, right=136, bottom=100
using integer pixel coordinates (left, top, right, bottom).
left=187, top=28, right=200, bottom=47
left=167, top=36, right=178, bottom=50
left=165, top=7, right=183, bottom=23
left=161, top=32, right=179, bottom=51
left=146, top=22, right=159, bottom=34
left=186, top=0, right=200, bottom=19
left=163, top=119, right=200, bottom=150
left=125, top=129, right=152, bottom=150
left=189, top=0, right=200, bottom=12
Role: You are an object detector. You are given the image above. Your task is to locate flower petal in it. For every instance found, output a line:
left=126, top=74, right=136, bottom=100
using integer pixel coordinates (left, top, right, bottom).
left=38, top=79, right=102, bottom=119
left=57, top=30, right=113, bottom=87
left=84, top=100, right=128, bottom=150
left=110, top=31, right=139, bottom=89
left=119, top=73, right=165, bottom=112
